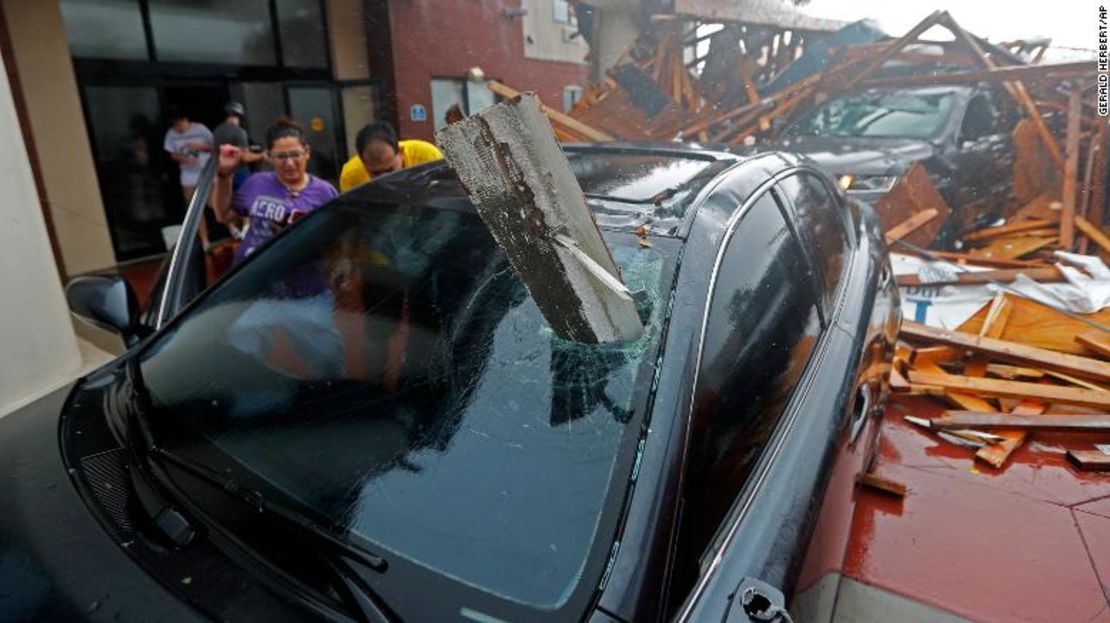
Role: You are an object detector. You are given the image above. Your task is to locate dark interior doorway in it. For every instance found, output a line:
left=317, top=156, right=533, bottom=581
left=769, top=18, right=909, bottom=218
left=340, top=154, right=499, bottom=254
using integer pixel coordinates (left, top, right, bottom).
left=164, top=84, right=230, bottom=133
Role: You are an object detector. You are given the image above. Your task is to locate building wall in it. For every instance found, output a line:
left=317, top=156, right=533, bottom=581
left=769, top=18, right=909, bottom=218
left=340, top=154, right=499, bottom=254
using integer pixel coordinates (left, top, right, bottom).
left=1, top=0, right=115, bottom=277
left=329, top=0, right=372, bottom=81
left=521, top=0, right=589, bottom=64
left=0, top=44, right=82, bottom=414
left=384, top=0, right=588, bottom=142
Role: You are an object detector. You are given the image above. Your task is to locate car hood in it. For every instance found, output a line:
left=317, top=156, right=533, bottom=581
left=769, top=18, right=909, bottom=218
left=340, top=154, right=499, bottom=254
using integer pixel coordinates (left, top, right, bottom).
left=773, top=135, right=937, bottom=176
left=0, top=383, right=203, bottom=622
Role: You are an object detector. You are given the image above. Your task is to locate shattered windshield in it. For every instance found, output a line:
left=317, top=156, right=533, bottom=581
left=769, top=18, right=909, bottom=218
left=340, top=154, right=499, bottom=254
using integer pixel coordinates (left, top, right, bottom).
left=789, top=89, right=959, bottom=139
left=136, top=200, right=674, bottom=608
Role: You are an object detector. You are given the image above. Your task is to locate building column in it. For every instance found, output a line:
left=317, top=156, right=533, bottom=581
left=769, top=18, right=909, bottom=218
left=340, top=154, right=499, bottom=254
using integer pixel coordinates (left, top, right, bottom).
left=0, top=43, right=82, bottom=414
left=1, top=0, right=116, bottom=277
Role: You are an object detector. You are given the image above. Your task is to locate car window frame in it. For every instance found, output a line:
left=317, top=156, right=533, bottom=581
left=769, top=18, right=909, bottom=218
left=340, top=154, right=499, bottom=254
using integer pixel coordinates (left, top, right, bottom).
left=670, top=168, right=862, bottom=618
left=773, top=168, right=855, bottom=319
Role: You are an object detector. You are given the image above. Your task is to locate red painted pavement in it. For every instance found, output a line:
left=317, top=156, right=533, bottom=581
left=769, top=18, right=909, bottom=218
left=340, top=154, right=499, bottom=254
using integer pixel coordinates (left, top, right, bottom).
left=844, top=395, right=1110, bottom=622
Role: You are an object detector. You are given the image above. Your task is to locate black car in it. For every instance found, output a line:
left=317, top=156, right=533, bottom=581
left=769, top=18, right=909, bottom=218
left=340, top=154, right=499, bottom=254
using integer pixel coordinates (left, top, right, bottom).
left=1, top=145, right=899, bottom=622
left=776, top=84, right=1019, bottom=241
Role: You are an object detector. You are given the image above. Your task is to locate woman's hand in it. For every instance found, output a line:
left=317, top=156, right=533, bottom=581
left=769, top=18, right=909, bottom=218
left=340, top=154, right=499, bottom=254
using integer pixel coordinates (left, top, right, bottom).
left=218, top=144, right=242, bottom=177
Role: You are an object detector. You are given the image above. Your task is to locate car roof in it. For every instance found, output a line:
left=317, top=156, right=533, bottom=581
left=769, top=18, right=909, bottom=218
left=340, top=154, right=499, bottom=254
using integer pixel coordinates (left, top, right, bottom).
left=340, top=142, right=770, bottom=238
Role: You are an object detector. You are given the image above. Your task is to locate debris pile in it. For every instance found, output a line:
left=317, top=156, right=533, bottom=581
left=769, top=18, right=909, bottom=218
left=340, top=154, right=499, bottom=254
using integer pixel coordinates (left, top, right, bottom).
left=894, top=292, right=1110, bottom=471
left=498, top=9, right=1101, bottom=253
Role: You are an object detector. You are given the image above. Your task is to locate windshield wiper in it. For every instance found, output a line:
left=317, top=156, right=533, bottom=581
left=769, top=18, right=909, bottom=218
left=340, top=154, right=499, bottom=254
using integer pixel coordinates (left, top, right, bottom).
left=584, top=185, right=680, bottom=205
left=148, top=445, right=387, bottom=573
left=121, top=360, right=396, bottom=621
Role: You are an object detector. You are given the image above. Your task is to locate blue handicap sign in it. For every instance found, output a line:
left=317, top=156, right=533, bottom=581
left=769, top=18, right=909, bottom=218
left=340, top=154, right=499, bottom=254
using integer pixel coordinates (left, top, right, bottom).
left=410, top=104, right=427, bottom=122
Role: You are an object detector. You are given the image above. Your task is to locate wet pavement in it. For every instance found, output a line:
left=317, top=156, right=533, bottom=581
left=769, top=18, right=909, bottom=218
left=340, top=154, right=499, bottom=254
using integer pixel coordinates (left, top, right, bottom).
left=846, top=395, right=1110, bottom=622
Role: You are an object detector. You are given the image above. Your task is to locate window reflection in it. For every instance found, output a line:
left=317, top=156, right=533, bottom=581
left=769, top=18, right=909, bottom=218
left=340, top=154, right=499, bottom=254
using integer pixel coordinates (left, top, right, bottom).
left=148, top=0, right=277, bottom=65
left=275, top=0, right=328, bottom=68
left=139, top=202, right=674, bottom=608
left=59, top=0, right=149, bottom=60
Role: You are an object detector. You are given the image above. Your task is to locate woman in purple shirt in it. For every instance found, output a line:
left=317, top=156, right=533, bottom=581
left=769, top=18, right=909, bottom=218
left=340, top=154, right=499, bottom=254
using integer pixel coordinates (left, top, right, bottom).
left=211, top=117, right=343, bottom=381
left=212, top=116, right=338, bottom=265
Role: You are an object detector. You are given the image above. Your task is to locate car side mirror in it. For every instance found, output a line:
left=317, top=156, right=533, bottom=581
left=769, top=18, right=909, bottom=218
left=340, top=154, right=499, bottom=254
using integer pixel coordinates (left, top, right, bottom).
left=66, top=275, right=144, bottom=346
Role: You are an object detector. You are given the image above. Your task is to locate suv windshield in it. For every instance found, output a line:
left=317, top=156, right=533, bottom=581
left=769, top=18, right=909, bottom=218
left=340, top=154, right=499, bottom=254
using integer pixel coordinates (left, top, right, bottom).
left=790, top=88, right=959, bottom=140
left=136, top=199, right=674, bottom=609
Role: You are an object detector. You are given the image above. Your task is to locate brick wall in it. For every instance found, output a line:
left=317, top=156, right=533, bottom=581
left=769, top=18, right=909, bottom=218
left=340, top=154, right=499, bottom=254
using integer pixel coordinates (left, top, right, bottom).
left=378, top=0, right=588, bottom=141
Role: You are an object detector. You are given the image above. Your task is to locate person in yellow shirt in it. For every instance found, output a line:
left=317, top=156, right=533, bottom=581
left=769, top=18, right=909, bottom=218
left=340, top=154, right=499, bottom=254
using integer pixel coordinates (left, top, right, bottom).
left=339, top=121, right=443, bottom=191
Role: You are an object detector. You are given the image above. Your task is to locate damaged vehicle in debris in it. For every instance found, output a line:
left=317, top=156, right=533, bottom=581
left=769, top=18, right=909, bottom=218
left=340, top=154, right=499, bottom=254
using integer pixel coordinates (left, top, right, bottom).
left=1, top=144, right=898, bottom=622
left=775, top=83, right=1019, bottom=243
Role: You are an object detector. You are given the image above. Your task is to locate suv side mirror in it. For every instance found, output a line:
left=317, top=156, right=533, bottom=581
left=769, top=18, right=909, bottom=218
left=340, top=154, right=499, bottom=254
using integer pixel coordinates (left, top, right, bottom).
left=66, top=275, right=144, bottom=346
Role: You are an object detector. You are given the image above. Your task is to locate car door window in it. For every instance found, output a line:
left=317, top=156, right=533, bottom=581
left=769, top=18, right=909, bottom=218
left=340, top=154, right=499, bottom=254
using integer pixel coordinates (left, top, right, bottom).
left=776, top=173, right=850, bottom=312
left=959, top=94, right=996, bottom=142
left=670, top=193, right=822, bottom=603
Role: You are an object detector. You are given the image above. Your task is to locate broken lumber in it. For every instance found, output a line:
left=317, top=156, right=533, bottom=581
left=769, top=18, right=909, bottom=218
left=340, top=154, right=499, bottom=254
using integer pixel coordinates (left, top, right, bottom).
left=905, top=371, right=1110, bottom=409
left=873, top=164, right=951, bottom=248
left=913, top=360, right=995, bottom=412
left=1076, top=333, right=1110, bottom=359
left=487, top=81, right=616, bottom=142
left=959, top=294, right=1110, bottom=355
left=1060, top=88, right=1082, bottom=249
left=966, top=235, right=1057, bottom=261
left=895, top=266, right=1062, bottom=288
left=1075, top=217, right=1110, bottom=256
left=934, top=412, right=1110, bottom=433
left=857, top=472, right=907, bottom=498
left=436, top=94, right=642, bottom=343
left=860, top=61, right=1092, bottom=89
left=976, top=400, right=1046, bottom=468
left=901, top=320, right=1110, bottom=382
left=884, top=208, right=938, bottom=245
left=963, top=219, right=1060, bottom=242
left=922, top=250, right=1047, bottom=269
left=1067, top=450, right=1110, bottom=471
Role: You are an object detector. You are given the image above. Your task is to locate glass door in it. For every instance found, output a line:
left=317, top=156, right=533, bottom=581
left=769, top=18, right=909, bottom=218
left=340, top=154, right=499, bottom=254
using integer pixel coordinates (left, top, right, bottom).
left=287, top=86, right=341, bottom=184
left=83, top=85, right=174, bottom=260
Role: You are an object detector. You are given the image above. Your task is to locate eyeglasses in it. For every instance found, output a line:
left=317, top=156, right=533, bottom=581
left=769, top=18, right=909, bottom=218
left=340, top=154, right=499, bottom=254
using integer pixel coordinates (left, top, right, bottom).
left=270, top=150, right=306, bottom=161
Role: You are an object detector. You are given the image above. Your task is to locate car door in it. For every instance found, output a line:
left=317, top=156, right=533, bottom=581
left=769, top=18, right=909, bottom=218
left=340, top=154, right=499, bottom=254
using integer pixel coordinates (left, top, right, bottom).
left=952, top=90, right=1016, bottom=220
left=664, top=189, right=825, bottom=619
left=141, top=157, right=218, bottom=329
left=673, top=172, right=897, bottom=623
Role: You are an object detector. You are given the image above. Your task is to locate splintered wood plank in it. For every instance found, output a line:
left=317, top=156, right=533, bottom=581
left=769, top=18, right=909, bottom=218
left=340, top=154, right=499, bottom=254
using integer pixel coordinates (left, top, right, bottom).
left=966, top=235, right=1057, bottom=261
left=963, top=219, right=1060, bottom=242
left=895, top=266, right=1063, bottom=287
left=857, top=472, right=907, bottom=497
left=906, top=371, right=1110, bottom=409
left=487, top=81, right=615, bottom=142
left=1013, top=118, right=1061, bottom=203
left=436, top=94, right=641, bottom=343
left=965, top=294, right=1012, bottom=377
left=913, top=360, right=995, bottom=412
left=1013, top=193, right=1061, bottom=221
left=873, top=163, right=951, bottom=248
left=923, top=250, right=1047, bottom=269
left=976, top=399, right=1046, bottom=468
left=1060, top=88, right=1082, bottom=249
left=890, top=366, right=911, bottom=392
left=1075, top=217, right=1110, bottom=256
left=985, top=364, right=1045, bottom=380
left=884, top=208, right=939, bottom=245
left=1042, top=370, right=1110, bottom=393
left=959, top=295, right=1110, bottom=355
left=935, top=412, right=1110, bottom=433
left=1067, top=450, right=1110, bottom=471
left=910, top=345, right=962, bottom=366
left=1077, top=333, right=1110, bottom=359
left=901, top=320, right=1110, bottom=382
